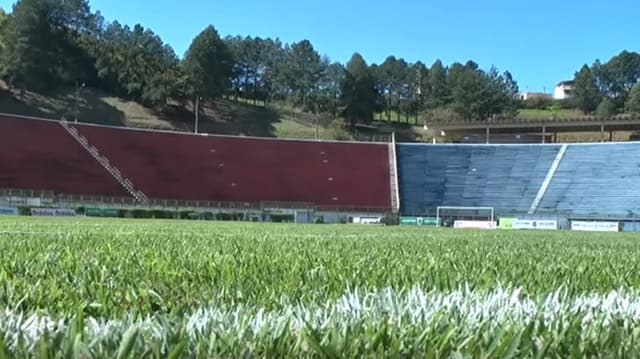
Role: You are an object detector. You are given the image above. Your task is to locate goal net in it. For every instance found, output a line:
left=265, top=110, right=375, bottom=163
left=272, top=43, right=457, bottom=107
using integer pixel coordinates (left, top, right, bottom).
left=436, top=206, right=495, bottom=228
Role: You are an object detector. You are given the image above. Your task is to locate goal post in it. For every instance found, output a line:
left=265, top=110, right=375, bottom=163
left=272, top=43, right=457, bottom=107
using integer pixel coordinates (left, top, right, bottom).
left=436, top=206, right=495, bottom=228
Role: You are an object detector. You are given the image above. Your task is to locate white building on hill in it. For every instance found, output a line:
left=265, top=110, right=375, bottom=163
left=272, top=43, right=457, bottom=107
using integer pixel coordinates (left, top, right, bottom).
left=554, top=81, right=574, bottom=100
left=520, top=92, right=552, bottom=101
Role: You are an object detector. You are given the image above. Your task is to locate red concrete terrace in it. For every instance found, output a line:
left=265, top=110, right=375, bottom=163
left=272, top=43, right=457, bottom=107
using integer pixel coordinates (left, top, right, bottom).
left=0, top=115, right=126, bottom=197
left=0, top=115, right=392, bottom=210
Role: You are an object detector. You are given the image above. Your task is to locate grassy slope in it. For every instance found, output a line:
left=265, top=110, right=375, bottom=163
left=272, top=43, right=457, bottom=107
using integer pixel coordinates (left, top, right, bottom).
left=0, top=82, right=424, bottom=142
left=517, top=108, right=586, bottom=120
left=0, top=82, right=347, bottom=140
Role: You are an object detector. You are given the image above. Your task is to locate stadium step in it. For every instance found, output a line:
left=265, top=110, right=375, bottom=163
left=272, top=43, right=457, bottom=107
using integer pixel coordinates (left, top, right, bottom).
left=59, top=119, right=149, bottom=204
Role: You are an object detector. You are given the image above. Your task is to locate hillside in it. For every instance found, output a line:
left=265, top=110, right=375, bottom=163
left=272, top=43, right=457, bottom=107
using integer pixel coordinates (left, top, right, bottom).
left=9, top=81, right=623, bottom=144
left=0, top=82, right=425, bottom=142
left=0, top=82, right=289, bottom=137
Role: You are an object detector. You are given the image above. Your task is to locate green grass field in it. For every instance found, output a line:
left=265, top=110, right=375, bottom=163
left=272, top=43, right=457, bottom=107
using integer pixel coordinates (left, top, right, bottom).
left=1, top=217, right=640, bottom=357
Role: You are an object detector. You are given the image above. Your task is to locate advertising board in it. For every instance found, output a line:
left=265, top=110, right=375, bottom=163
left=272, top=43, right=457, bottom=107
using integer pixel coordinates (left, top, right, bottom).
left=571, top=221, right=619, bottom=232
left=512, top=219, right=558, bottom=230
left=453, top=220, right=497, bottom=230
left=0, top=207, right=18, bottom=215
left=86, top=208, right=120, bottom=218
left=498, top=217, right=515, bottom=229
left=30, top=208, right=76, bottom=217
left=400, top=217, right=439, bottom=226
left=353, top=217, right=383, bottom=224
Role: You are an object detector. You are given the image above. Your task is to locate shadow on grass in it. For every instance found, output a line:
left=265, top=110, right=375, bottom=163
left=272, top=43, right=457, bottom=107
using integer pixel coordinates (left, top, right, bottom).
left=161, top=99, right=281, bottom=138
left=0, top=85, right=126, bottom=127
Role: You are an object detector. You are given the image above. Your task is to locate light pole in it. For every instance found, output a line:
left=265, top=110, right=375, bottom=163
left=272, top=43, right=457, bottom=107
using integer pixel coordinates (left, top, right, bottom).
left=314, top=117, right=319, bottom=140
left=194, top=96, right=202, bottom=134
left=75, top=81, right=85, bottom=123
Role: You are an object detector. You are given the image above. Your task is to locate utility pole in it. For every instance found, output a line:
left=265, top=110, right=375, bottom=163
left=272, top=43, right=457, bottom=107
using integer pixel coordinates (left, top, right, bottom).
left=74, top=81, right=85, bottom=123
left=194, top=96, right=200, bottom=134
left=315, top=117, right=319, bottom=140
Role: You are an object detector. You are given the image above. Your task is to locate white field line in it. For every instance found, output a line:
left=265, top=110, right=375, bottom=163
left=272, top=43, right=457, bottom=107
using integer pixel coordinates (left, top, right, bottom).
left=3, top=286, right=640, bottom=350
left=0, top=230, right=372, bottom=239
left=0, top=231, right=137, bottom=236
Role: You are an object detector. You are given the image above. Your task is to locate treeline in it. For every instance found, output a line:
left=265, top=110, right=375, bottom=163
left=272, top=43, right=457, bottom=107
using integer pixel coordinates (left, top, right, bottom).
left=0, top=0, right=521, bottom=127
left=572, top=51, right=640, bottom=117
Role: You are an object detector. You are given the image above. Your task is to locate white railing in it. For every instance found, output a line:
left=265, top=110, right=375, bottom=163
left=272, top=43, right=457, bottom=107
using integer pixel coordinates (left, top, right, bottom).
left=388, top=132, right=400, bottom=213
left=528, top=144, right=568, bottom=214
left=59, top=119, right=149, bottom=204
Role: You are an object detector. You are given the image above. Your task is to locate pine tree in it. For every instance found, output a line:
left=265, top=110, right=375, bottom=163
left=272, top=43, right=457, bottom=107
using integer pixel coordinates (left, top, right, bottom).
left=341, top=53, right=377, bottom=128
left=573, top=65, right=600, bottom=114
left=626, top=83, right=640, bottom=114
left=183, top=25, right=233, bottom=100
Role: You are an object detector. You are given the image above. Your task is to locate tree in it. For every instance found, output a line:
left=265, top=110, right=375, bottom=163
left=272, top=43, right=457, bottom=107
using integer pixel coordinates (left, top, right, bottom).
left=448, top=61, right=485, bottom=119
left=93, top=22, right=180, bottom=106
left=446, top=61, right=519, bottom=120
left=377, top=56, right=410, bottom=121
left=595, top=97, right=617, bottom=118
left=425, top=59, right=449, bottom=109
left=225, top=36, right=283, bottom=104
left=500, top=70, right=520, bottom=117
left=407, top=61, right=428, bottom=121
left=1, top=0, right=101, bottom=91
left=317, top=61, right=344, bottom=118
left=626, top=82, right=640, bottom=114
left=226, top=36, right=259, bottom=101
left=482, top=68, right=519, bottom=119
left=573, top=65, right=600, bottom=114
left=183, top=25, right=233, bottom=102
left=594, top=51, right=640, bottom=107
left=341, top=53, right=377, bottom=127
left=285, top=40, right=323, bottom=110
left=4, top=0, right=70, bottom=90
left=0, top=9, right=9, bottom=73
left=368, top=63, right=387, bottom=116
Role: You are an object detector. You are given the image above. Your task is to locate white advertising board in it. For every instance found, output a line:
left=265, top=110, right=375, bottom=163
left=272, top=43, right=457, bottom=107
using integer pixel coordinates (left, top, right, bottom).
left=512, top=219, right=558, bottom=230
left=30, top=208, right=77, bottom=217
left=571, top=221, right=619, bottom=232
left=453, top=220, right=497, bottom=230
left=0, top=207, right=18, bottom=215
left=353, top=217, right=383, bottom=225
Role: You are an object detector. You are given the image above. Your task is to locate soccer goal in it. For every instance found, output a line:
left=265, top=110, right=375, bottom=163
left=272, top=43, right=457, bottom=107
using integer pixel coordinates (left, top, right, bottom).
left=436, top=206, right=495, bottom=228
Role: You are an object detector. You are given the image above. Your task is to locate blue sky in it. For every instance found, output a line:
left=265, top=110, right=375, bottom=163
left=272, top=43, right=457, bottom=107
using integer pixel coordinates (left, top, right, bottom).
left=1, top=0, right=638, bottom=92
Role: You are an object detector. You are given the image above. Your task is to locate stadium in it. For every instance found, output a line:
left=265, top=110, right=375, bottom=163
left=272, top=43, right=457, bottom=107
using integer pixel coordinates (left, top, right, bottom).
left=1, top=113, right=638, bottom=232
left=3, top=0, right=640, bottom=355
left=3, top=112, right=640, bottom=355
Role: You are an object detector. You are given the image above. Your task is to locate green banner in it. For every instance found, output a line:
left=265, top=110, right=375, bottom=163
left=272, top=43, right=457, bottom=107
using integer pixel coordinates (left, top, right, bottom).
left=85, top=208, right=102, bottom=217
left=400, top=217, right=439, bottom=226
left=86, top=208, right=120, bottom=218
left=103, top=208, right=119, bottom=217
left=498, top=217, right=516, bottom=230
